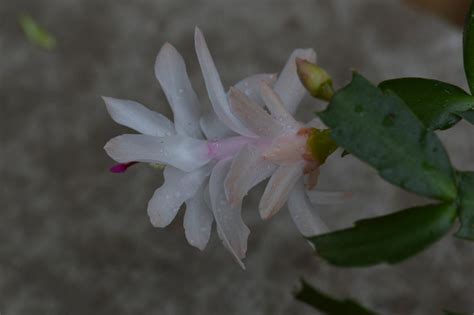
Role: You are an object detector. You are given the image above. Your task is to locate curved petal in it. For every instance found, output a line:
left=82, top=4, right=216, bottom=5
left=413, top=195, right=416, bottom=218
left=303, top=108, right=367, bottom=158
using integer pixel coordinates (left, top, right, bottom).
left=224, top=143, right=278, bottom=207
left=251, top=159, right=278, bottom=187
left=259, top=82, right=300, bottom=133
left=200, top=74, right=277, bottom=140
left=224, top=144, right=261, bottom=205
left=287, top=179, right=328, bottom=237
left=104, top=134, right=210, bottom=172
left=155, top=43, right=203, bottom=138
left=200, top=111, right=235, bottom=140
left=231, top=73, right=277, bottom=106
left=147, top=166, right=210, bottom=227
left=228, top=88, right=283, bottom=137
left=194, top=27, right=255, bottom=137
left=262, top=134, right=307, bottom=165
left=273, top=49, right=317, bottom=114
left=259, top=163, right=303, bottom=219
left=209, top=158, right=250, bottom=268
left=184, top=184, right=214, bottom=250
left=102, top=97, right=175, bottom=137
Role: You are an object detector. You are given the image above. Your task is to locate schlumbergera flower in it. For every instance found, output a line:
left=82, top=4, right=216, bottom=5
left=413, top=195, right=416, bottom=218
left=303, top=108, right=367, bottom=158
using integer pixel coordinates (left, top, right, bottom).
left=103, top=27, right=343, bottom=268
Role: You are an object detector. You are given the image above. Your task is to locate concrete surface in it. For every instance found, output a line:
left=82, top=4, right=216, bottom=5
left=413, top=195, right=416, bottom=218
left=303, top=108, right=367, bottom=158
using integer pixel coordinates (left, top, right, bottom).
left=1, top=0, right=474, bottom=314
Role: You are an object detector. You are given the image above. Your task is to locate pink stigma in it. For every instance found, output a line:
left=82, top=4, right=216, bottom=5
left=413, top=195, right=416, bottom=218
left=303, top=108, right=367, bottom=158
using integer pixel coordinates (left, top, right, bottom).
left=110, top=161, right=138, bottom=173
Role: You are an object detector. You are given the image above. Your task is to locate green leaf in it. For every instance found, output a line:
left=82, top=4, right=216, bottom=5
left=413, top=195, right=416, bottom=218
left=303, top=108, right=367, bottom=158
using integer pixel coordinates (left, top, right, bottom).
left=309, top=203, right=457, bottom=267
left=295, top=279, right=377, bottom=315
left=19, top=15, right=57, bottom=50
left=455, top=171, right=474, bottom=240
left=464, top=0, right=474, bottom=94
left=457, top=110, right=474, bottom=124
left=319, top=73, right=457, bottom=201
left=379, top=78, right=474, bottom=130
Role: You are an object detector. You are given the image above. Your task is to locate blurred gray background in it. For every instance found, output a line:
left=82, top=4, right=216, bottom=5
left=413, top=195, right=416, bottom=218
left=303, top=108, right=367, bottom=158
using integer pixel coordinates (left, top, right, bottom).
left=1, top=0, right=474, bottom=314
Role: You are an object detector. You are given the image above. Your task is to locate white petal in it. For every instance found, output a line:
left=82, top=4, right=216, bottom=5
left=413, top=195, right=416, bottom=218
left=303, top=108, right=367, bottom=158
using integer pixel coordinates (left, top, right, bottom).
left=288, top=180, right=328, bottom=236
left=259, top=82, right=300, bottom=133
left=200, top=111, right=235, bottom=140
left=251, top=159, right=278, bottom=187
left=232, top=73, right=277, bottom=106
left=228, top=87, right=283, bottom=137
left=305, top=117, right=326, bottom=129
left=306, top=190, right=352, bottom=205
left=273, top=49, right=317, bottom=114
left=200, top=74, right=277, bottom=140
left=184, top=184, right=214, bottom=250
left=147, top=166, right=210, bottom=227
left=194, top=27, right=255, bottom=137
left=225, top=144, right=277, bottom=206
left=262, top=134, right=307, bottom=165
left=224, top=144, right=261, bottom=206
left=202, top=182, right=212, bottom=210
left=104, top=134, right=210, bottom=172
left=209, top=158, right=250, bottom=268
left=155, top=43, right=203, bottom=138
left=259, top=163, right=303, bottom=219
left=102, top=97, right=175, bottom=137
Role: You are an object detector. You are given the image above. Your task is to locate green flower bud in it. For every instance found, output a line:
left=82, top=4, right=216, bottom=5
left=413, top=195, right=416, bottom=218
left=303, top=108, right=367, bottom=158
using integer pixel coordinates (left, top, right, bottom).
left=296, top=58, right=334, bottom=101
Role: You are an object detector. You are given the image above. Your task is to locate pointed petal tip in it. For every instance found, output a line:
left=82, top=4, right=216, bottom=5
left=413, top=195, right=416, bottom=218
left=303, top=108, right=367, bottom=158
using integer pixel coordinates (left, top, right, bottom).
left=258, top=206, right=277, bottom=220
left=230, top=244, right=247, bottom=270
left=158, top=42, right=178, bottom=56
left=101, top=96, right=116, bottom=109
left=155, top=42, right=180, bottom=72
left=301, top=48, right=317, bottom=61
left=194, top=27, right=209, bottom=54
left=194, top=26, right=202, bottom=35
left=194, top=26, right=204, bottom=43
left=156, top=43, right=174, bottom=65
left=101, top=96, right=126, bottom=114
left=103, top=138, right=116, bottom=155
left=191, top=242, right=207, bottom=251
left=228, top=86, right=239, bottom=98
left=295, top=57, right=311, bottom=70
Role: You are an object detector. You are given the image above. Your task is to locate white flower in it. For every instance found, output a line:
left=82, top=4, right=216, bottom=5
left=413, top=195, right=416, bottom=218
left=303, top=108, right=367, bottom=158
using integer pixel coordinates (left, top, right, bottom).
left=104, top=27, right=343, bottom=268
